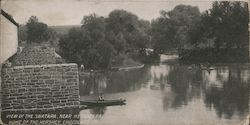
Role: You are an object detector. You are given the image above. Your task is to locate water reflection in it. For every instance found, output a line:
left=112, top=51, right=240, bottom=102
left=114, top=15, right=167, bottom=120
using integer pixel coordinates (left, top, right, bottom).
left=164, top=66, right=203, bottom=109
left=204, top=67, right=250, bottom=119
left=88, top=107, right=107, bottom=120
left=80, top=62, right=250, bottom=124
left=89, top=107, right=107, bottom=116
left=80, top=68, right=150, bottom=96
left=150, top=65, right=169, bottom=84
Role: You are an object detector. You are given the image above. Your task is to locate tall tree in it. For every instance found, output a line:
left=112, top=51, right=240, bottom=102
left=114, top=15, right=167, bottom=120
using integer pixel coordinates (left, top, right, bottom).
left=152, top=5, right=201, bottom=53
left=151, top=17, right=176, bottom=53
left=59, top=14, right=115, bottom=69
left=202, top=1, right=249, bottom=48
left=106, top=10, right=150, bottom=53
left=59, top=11, right=151, bottom=69
left=26, top=16, right=47, bottom=43
left=179, top=1, right=249, bottom=62
left=26, top=16, right=57, bottom=44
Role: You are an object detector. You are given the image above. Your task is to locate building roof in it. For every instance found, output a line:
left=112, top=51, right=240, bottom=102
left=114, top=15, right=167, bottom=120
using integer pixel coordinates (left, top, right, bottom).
left=1, top=9, right=19, bottom=27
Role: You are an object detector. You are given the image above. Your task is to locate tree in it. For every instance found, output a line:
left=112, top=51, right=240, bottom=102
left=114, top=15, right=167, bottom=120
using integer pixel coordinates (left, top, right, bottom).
left=96, top=40, right=116, bottom=68
left=26, top=16, right=47, bottom=43
left=59, top=28, right=83, bottom=63
left=81, top=13, right=106, bottom=46
left=59, top=11, right=152, bottom=69
left=26, top=16, right=57, bottom=44
left=200, top=1, right=249, bottom=49
left=59, top=14, right=116, bottom=69
left=151, top=17, right=176, bottom=53
left=106, top=31, right=127, bottom=54
left=179, top=1, right=249, bottom=62
left=106, top=10, right=150, bottom=53
left=152, top=5, right=201, bottom=53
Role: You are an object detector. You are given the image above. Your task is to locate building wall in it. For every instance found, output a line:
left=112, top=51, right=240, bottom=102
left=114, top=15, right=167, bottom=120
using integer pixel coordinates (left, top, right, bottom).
left=0, top=14, right=18, bottom=64
left=1, top=63, right=80, bottom=111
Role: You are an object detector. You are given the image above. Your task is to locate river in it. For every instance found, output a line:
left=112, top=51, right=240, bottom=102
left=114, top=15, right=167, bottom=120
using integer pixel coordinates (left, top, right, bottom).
left=79, top=55, right=250, bottom=125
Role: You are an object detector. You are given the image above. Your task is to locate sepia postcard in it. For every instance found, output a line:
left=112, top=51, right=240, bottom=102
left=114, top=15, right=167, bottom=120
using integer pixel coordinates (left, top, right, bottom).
left=0, top=0, right=250, bottom=125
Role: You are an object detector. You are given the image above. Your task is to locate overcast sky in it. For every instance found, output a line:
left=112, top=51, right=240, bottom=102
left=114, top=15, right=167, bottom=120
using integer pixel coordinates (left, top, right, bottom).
left=1, top=0, right=218, bottom=26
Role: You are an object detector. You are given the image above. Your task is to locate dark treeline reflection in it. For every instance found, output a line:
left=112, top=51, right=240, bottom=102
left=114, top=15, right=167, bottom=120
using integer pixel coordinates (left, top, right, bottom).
left=204, top=67, right=250, bottom=119
left=164, top=65, right=250, bottom=118
left=163, top=66, right=204, bottom=109
left=80, top=64, right=250, bottom=119
left=79, top=67, right=150, bottom=95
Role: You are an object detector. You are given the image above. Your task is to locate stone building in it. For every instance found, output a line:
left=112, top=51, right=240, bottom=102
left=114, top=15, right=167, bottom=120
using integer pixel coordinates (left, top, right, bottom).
left=0, top=9, right=80, bottom=114
left=0, top=9, right=19, bottom=124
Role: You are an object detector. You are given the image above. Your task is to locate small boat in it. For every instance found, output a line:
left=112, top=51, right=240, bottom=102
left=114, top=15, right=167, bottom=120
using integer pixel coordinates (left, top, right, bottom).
left=81, top=99, right=126, bottom=107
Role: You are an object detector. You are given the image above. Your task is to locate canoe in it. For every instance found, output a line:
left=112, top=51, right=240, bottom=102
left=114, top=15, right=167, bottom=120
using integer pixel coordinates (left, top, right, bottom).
left=81, top=99, right=126, bottom=106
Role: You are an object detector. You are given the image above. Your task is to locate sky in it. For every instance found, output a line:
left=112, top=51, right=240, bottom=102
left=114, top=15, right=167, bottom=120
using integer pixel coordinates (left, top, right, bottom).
left=0, top=0, right=226, bottom=26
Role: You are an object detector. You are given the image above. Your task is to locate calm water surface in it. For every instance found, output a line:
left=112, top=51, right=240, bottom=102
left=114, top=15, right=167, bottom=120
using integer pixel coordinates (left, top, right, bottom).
left=79, top=56, right=250, bottom=125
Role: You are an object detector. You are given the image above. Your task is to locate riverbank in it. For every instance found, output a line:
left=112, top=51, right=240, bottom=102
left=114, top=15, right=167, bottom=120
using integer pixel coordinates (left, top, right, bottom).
left=111, top=64, right=145, bottom=71
left=79, top=63, right=145, bottom=77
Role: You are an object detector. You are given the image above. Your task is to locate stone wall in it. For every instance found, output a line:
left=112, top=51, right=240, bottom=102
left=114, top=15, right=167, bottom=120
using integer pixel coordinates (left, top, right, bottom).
left=10, top=46, right=56, bottom=66
left=1, top=63, right=80, bottom=111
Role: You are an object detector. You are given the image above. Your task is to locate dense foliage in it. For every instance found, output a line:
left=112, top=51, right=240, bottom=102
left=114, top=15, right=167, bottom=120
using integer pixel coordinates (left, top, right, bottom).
left=184, top=1, right=249, bottom=62
left=19, top=1, right=249, bottom=67
left=59, top=10, right=151, bottom=69
left=196, top=1, right=249, bottom=49
left=151, top=1, right=249, bottom=62
left=106, top=10, right=151, bottom=53
left=151, top=5, right=200, bottom=53
left=24, top=16, right=57, bottom=44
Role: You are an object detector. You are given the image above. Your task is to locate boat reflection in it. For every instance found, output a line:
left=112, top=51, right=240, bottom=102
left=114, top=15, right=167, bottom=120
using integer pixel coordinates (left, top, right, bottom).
left=89, top=107, right=107, bottom=117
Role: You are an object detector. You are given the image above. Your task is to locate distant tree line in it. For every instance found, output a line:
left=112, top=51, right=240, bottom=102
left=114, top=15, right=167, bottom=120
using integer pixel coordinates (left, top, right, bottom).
left=20, top=1, right=249, bottom=68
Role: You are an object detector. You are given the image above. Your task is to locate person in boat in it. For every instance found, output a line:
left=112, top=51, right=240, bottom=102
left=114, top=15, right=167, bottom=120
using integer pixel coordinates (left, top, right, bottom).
left=98, top=94, right=104, bottom=101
